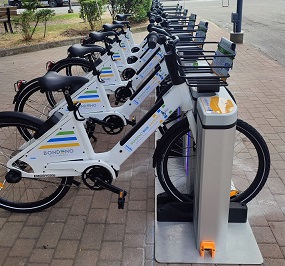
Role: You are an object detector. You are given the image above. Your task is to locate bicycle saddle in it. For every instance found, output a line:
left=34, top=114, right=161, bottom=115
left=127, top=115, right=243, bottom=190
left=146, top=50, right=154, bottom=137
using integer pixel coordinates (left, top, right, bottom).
left=39, top=71, right=89, bottom=92
left=102, top=23, right=124, bottom=32
left=115, top=14, right=131, bottom=21
left=89, top=31, right=116, bottom=42
left=68, top=44, right=107, bottom=57
left=113, top=20, right=130, bottom=27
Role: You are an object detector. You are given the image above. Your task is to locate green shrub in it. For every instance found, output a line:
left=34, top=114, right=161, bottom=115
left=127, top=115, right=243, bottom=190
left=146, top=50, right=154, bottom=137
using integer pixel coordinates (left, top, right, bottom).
left=79, top=0, right=104, bottom=30
left=14, top=10, right=34, bottom=40
left=21, top=0, right=40, bottom=11
left=14, top=5, right=55, bottom=41
left=108, top=0, right=151, bottom=23
left=34, top=9, right=55, bottom=38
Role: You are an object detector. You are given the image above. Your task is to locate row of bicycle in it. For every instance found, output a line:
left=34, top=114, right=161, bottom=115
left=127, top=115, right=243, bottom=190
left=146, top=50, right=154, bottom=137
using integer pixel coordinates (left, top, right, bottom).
left=0, top=0, right=270, bottom=212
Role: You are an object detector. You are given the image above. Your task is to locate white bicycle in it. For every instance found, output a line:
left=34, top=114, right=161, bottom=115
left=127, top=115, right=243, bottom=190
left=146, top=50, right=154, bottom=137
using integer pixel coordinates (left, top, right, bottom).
left=0, top=35, right=270, bottom=212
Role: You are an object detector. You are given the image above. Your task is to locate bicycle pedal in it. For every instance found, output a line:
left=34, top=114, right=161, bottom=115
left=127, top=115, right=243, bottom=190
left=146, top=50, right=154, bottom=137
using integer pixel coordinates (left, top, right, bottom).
left=92, top=176, right=127, bottom=208
left=118, top=190, right=127, bottom=209
left=127, top=117, right=136, bottom=126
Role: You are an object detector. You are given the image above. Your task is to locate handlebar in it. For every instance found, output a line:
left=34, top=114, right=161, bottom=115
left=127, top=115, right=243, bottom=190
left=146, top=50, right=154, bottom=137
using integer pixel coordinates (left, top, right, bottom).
left=147, top=32, right=159, bottom=49
left=147, top=24, right=171, bottom=37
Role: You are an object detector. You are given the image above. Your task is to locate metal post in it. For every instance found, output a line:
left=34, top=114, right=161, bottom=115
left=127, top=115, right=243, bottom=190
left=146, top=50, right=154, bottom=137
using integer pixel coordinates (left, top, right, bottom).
left=68, top=0, right=73, bottom=13
left=230, top=0, right=244, bottom=43
left=236, top=0, right=243, bottom=33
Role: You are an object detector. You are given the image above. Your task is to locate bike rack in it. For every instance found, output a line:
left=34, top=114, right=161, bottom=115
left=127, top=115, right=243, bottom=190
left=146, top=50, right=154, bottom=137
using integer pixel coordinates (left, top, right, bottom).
left=154, top=85, right=263, bottom=264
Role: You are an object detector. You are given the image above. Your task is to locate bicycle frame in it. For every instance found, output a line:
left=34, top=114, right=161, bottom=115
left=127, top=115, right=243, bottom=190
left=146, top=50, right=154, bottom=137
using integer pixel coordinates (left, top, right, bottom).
left=7, top=81, right=196, bottom=181
left=49, top=57, right=168, bottom=125
left=48, top=48, right=167, bottom=124
left=83, top=40, right=163, bottom=93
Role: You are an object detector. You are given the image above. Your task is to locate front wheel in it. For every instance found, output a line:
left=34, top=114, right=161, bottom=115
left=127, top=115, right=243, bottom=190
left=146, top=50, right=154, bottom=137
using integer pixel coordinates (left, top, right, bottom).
left=155, top=118, right=270, bottom=204
left=0, top=112, right=73, bottom=212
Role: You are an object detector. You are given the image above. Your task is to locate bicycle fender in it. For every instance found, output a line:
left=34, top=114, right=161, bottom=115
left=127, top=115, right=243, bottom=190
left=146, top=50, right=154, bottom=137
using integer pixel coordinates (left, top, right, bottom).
left=13, top=78, right=40, bottom=104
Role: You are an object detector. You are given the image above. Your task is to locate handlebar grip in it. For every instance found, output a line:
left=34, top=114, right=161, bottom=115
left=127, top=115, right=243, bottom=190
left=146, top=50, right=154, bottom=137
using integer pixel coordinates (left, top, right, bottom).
left=149, top=15, right=156, bottom=24
left=148, top=32, right=159, bottom=49
left=150, top=26, right=171, bottom=37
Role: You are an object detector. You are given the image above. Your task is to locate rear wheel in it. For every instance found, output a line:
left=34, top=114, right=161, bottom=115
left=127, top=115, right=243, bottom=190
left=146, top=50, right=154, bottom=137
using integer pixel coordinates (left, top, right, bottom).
left=14, top=78, right=55, bottom=121
left=14, top=59, right=92, bottom=120
left=0, top=113, right=73, bottom=212
left=156, top=118, right=270, bottom=204
left=50, top=58, right=92, bottom=77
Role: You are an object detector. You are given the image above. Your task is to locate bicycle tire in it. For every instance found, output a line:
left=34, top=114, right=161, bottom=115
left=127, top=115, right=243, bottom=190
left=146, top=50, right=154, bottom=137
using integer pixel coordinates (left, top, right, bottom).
left=155, top=118, right=270, bottom=204
left=14, top=78, right=52, bottom=121
left=0, top=112, right=73, bottom=212
left=50, top=57, right=92, bottom=77
left=47, top=58, right=92, bottom=106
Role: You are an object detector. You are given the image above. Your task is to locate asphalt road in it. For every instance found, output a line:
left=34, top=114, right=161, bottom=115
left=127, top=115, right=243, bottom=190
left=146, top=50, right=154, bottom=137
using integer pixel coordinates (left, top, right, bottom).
left=17, top=0, right=285, bottom=66
left=164, top=0, right=285, bottom=66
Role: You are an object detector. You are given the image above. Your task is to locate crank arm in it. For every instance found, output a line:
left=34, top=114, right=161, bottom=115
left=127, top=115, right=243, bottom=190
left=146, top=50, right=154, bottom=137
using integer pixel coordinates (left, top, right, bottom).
left=93, top=177, right=127, bottom=209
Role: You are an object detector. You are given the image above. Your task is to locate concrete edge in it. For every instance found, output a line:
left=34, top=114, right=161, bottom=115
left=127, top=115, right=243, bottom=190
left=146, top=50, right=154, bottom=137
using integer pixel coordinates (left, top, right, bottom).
left=0, top=26, right=147, bottom=58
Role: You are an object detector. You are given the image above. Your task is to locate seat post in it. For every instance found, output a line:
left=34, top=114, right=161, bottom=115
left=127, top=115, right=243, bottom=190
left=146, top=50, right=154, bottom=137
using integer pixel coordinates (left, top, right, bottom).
left=63, top=88, right=76, bottom=111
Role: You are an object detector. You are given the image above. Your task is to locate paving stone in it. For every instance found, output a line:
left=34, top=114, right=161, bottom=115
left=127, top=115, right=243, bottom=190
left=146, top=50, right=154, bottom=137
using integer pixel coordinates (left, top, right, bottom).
left=128, top=200, right=147, bottom=210
left=247, top=204, right=268, bottom=226
left=122, top=247, right=145, bottom=266
left=9, top=238, right=36, bottom=257
left=106, top=202, right=127, bottom=224
left=126, top=210, right=147, bottom=234
left=19, top=226, right=42, bottom=239
left=129, top=188, right=147, bottom=201
left=79, top=224, right=105, bottom=250
left=74, top=250, right=99, bottom=266
left=0, top=217, right=5, bottom=228
left=124, top=233, right=145, bottom=248
left=87, top=208, right=108, bottom=223
left=145, top=244, right=154, bottom=260
left=3, top=257, right=27, bottom=266
left=99, top=241, right=123, bottom=260
left=26, top=212, right=49, bottom=226
left=97, top=261, right=122, bottom=266
left=269, top=222, right=285, bottom=246
left=36, top=222, right=64, bottom=249
left=251, top=226, right=276, bottom=243
left=258, top=243, right=283, bottom=258
left=0, top=222, right=23, bottom=247
left=8, top=213, right=29, bottom=222
left=0, top=247, right=10, bottom=266
left=103, top=223, right=125, bottom=241
left=47, top=208, right=70, bottom=222
left=54, top=239, right=79, bottom=259
left=70, top=195, right=93, bottom=216
left=50, top=259, right=74, bottom=266
left=91, top=190, right=112, bottom=209
left=61, top=215, right=86, bottom=240
left=29, top=248, right=55, bottom=264
left=263, top=258, right=285, bottom=266
left=267, top=178, right=285, bottom=195
left=131, top=179, right=148, bottom=189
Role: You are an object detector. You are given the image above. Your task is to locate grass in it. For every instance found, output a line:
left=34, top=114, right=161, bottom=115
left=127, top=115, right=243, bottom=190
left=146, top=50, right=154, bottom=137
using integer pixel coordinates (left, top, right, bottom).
left=0, top=11, right=112, bottom=50
left=0, top=10, right=147, bottom=50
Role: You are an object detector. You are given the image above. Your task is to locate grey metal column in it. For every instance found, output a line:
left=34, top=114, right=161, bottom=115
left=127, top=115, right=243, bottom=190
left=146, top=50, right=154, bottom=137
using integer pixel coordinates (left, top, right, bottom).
left=194, top=94, right=237, bottom=254
left=230, top=0, right=244, bottom=43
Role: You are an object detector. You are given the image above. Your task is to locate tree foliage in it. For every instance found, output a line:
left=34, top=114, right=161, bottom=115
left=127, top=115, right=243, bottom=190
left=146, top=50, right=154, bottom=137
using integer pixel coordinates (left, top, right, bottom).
left=108, top=0, right=151, bottom=23
left=79, top=0, right=105, bottom=30
left=14, top=1, right=55, bottom=41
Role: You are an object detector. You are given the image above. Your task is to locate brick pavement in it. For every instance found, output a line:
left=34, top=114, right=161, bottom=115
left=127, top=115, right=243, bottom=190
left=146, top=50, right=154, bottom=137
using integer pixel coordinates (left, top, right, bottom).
left=0, top=20, right=285, bottom=266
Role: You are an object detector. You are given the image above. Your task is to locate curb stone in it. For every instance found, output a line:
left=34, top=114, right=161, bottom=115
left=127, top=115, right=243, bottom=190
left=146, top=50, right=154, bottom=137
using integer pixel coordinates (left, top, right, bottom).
left=0, top=26, right=147, bottom=58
